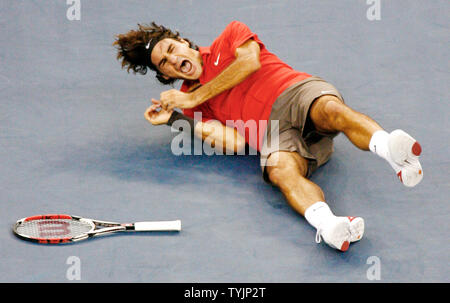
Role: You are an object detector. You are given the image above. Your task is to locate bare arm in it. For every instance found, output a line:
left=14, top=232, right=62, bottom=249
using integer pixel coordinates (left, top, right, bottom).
left=145, top=100, right=246, bottom=154
left=160, top=39, right=261, bottom=111
left=190, top=39, right=261, bottom=107
left=195, top=120, right=246, bottom=154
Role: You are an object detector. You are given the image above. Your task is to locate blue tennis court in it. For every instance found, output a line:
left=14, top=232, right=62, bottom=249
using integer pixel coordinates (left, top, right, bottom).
left=0, top=0, right=448, bottom=283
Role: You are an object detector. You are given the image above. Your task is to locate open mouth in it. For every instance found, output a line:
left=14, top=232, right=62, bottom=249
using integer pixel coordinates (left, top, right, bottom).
left=180, top=59, right=193, bottom=74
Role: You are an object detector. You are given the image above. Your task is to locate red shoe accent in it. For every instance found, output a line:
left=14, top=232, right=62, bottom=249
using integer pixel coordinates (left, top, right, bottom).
left=341, top=241, right=350, bottom=252
left=397, top=171, right=403, bottom=183
left=347, top=216, right=356, bottom=222
left=412, top=142, right=422, bottom=156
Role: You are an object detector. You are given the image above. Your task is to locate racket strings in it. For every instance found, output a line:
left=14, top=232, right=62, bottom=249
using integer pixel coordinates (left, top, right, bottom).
left=16, top=219, right=92, bottom=239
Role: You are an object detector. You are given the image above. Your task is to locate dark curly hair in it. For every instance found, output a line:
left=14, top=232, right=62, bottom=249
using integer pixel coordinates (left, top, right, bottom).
left=113, top=22, right=198, bottom=85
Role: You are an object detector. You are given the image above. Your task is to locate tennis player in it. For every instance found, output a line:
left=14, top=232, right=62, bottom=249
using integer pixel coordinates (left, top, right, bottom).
left=114, top=21, right=423, bottom=251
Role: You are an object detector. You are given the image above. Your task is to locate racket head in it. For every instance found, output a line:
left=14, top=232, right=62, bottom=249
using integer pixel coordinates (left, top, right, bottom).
left=13, top=214, right=95, bottom=244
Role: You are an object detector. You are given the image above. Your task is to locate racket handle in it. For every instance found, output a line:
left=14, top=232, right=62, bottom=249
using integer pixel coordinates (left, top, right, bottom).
left=134, top=220, right=181, bottom=231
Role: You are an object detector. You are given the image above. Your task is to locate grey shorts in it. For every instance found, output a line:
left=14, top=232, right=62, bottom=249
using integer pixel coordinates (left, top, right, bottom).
left=260, top=76, right=344, bottom=182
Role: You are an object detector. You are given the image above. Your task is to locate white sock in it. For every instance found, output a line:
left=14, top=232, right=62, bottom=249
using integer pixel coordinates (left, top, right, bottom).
left=304, top=202, right=335, bottom=230
left=369, top=130, right=390, bottom=159
left=369, top=130, right=401, bottom=171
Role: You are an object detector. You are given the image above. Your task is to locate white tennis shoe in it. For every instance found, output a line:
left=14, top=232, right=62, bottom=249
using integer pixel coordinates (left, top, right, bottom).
left=315, top=216, right=364, bottom=251
left=387, top=129, right=423, bottom=187
left=348, top=216, right=364, bottom=242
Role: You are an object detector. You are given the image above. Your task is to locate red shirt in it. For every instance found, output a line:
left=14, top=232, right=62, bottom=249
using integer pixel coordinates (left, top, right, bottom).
left=182, top=21, right=311, bottom=151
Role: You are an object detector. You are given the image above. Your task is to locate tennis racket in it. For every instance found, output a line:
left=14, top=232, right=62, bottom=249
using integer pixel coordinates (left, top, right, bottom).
left=13, top=214, right=181, bottom=244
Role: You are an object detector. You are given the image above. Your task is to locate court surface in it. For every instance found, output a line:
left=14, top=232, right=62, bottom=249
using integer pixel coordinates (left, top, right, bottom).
left=0, top=0, right=448, bottom=282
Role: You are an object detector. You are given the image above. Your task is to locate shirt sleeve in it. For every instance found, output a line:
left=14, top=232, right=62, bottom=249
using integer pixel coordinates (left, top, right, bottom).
left=225, top=21, right=265, bottom=56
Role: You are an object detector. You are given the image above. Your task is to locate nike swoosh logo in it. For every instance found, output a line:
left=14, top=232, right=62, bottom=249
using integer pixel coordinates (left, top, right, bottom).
left=214, top=53, right=220, bottom=66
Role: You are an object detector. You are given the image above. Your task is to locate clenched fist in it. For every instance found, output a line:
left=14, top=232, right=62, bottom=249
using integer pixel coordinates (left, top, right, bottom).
left=160, top=89, right=195, bottom=111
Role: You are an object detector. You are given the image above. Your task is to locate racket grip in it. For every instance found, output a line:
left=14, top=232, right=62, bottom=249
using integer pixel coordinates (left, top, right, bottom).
left=134, top=220, right=181, bottom=231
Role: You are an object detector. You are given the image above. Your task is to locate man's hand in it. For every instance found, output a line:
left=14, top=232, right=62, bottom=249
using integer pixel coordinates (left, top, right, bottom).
left=160, top=89, right=195, bottom=111
left=145, top=99, right=173, bottom=125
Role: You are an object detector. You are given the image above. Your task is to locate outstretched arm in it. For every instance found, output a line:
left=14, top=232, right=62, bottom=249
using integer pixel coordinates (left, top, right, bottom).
left=195, top=120, right=246, bottom=154
left=145, top=100, right=246, bottom=154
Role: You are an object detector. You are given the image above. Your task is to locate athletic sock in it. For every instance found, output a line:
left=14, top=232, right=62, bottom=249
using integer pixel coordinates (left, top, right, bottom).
left=369, top=130, right=390, bottom=159
left=304, top=201, right=335, bottom=230
left=369, top=130, right=399, bottom=169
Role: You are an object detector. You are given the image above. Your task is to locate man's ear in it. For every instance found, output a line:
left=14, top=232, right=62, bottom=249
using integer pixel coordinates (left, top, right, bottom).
left=157, top=71, right=171, bottom=80
left=156, top=72, right=173, bottom=84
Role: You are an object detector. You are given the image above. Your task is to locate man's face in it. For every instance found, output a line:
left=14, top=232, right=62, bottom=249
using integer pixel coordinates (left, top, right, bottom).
left=150, top=38, right=203, bottom=81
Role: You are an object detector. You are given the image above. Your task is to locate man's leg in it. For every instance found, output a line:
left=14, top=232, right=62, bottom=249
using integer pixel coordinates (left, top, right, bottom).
left=309, top=95, right=382, bottom=150
left=265, top=151, right=323, bottom=215
left=266, top=151, right=364, bottom=251
left=309, top=95, right=423, bottom=187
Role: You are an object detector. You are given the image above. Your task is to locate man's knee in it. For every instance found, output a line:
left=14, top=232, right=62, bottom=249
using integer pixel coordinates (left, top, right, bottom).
left=266, top=152, right=308, bottom=185
left=310, top=95, right=348, bottom=132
